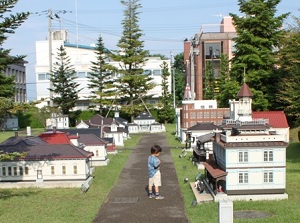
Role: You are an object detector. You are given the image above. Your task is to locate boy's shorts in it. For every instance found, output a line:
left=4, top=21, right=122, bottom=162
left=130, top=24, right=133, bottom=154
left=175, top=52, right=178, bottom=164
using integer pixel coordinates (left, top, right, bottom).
left=149, top=170, right=161, bottom=187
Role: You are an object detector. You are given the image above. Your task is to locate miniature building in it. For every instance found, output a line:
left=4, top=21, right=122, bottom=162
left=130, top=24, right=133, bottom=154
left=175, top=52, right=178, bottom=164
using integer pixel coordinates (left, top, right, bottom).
left=201, top=83, right=289, bottom=201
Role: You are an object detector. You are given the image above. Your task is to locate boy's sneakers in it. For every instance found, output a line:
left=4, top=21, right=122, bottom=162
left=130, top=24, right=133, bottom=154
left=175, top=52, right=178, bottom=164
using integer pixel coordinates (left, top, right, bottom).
left=155, top=195, right=165, bottom=200
left=148, top=194, right=155, bottom=199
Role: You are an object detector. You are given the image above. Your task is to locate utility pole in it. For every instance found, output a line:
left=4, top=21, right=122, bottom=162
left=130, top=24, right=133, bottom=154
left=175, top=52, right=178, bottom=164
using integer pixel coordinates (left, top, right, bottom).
left=48, top=9, right=53, bottom=107
left=170, top=52, right=176, bottom=109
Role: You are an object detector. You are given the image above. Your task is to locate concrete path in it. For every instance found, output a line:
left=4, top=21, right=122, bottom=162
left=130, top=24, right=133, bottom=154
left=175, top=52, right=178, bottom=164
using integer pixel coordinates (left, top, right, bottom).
left=93, top=133, right=189, bottom=223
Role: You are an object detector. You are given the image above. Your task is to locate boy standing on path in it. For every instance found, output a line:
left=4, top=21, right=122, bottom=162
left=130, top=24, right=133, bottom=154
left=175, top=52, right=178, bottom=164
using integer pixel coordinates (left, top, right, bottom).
left=148, top=145, right=165, bottom=200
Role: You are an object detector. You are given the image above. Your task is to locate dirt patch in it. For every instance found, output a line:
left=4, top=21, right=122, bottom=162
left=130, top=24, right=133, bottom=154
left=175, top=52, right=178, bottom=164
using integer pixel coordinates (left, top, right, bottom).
left=234, top=210, right=273, bottom=219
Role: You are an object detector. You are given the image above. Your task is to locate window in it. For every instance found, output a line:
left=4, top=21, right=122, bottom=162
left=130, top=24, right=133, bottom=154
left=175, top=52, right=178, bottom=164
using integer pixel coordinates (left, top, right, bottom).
left=62, top=166, right=66, bottom=175
left=152, top=69, right=161, bottom=75
left=239, top=151, right=248, bottom=162
left=96, top=150, right=99, bottom=157
left=25, top=166, right=29, bottom=175
left=205, top=42, right=221, bottom=59
left=8, top=167, right=12, bottom=176
left=143, top=69, right=152, bottom=75
left=19, top=167, right=23, bottom=176
left=38, top=73, right=50, bottom=80
left=264, top=150, right=273, bottom=162
left=239, top=172, right=248, bottom=183
left=73, top=165, right=78, bottom=175
left=77, top=71, right=86, bottom=78
left=13, top=167, right=17, bottom=176
left=264, top=171, right=274, bottom=183
left=51, top=166, right=55, bottom=175
left=2, top=167, right=6, bottom=176
left=190, top=112, right=196, bottom=119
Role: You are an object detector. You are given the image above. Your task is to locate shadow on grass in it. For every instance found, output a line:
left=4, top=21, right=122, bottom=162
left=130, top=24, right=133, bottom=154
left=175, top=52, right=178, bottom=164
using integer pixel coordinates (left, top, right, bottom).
left=0, top=189, right=41, bottom=200
left=286, top=142, right=300, bottom=163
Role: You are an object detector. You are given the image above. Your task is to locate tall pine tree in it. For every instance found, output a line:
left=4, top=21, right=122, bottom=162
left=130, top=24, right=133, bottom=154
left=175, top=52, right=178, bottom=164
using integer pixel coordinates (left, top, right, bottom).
left=112, top=0, right=155, bottom=122
left=230, top=0, right=289, bottom=110
left=49, top=45, right=81, bottom=114
left=88, top=35, right=116, bottom=115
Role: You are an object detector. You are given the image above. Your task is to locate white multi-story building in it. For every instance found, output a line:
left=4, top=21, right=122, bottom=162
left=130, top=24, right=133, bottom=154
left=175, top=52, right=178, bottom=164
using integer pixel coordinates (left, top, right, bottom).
left=5, top=62, right=27, bottom=103
left=35, top=30, right=171, bottom=110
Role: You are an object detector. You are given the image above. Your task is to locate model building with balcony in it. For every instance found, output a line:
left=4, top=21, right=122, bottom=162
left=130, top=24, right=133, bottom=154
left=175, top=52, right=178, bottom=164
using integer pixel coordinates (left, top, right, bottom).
left=202, top=83, right=288, bottom=201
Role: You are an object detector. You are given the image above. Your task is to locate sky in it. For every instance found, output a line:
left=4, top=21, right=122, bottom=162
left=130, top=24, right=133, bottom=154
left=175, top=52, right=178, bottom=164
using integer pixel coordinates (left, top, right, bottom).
left=3, top=0, right=299, bottom=101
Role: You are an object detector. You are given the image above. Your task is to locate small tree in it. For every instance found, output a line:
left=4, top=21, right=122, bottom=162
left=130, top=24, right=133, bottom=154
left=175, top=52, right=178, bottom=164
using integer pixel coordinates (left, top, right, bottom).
left=216, top=54, right=240, bottom=107
left=173, top=53, right=185, bottom=106
left=88, top=35, right=116, bottom=115
left=157, top=61, right=174, bottom=124
left=49, top=45, right=81, bottom=114
left=203, top=61, right=214, bottom=100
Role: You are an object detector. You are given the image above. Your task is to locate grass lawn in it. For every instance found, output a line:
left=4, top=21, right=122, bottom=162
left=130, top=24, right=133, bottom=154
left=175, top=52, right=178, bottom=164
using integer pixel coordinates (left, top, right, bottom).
left=0, top=126, right=299, bottom=222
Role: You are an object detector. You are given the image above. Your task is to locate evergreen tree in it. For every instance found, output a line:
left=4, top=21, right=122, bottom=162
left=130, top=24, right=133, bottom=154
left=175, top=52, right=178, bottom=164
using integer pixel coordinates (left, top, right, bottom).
left=112, top=0, right=155, bottom=122
left=88, top=35, right=116, bottom=115
left=230, top=0, right=289, bottom=110
left=173, top=53, right=185, bottom=106
left=203, top=61, right=214, bottom=100
left=49, top=45, right=81, bottom=114
left=157, top=61, right=174, bottom=123
left=275, top=15, right=300, bottom=125
left=0, top=0, right=29, bottom=160
left=216, top=54, right=240, bottom=108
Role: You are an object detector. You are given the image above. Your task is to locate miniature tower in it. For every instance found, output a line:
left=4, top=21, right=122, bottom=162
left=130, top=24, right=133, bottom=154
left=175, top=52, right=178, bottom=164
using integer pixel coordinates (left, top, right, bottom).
left=229, top=83, right=253, bottom=121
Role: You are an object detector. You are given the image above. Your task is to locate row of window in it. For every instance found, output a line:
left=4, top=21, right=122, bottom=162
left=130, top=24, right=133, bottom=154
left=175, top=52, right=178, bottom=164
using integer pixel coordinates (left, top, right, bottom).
left=239, top=171, right=273, bottom=184
left=51, top=165, right=78, bottom=175
left=1, top=166, right=29, bottom=177
left=0, top=165, right=79, bottom=177
left=239, top=150, right=273, bottom=162
left=38, top=69, right=165, bottom=81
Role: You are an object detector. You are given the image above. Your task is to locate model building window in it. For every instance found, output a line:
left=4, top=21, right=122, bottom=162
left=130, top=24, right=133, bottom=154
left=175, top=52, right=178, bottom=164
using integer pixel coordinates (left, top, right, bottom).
left=13, top=167, right=17, bottom=176
left=264, top=171, right=273, bottom=183
left=239, top=172, right=248, bottom=184
left=19, top=166, right=23, bottom=176
left=264, top=150, right=273, bottom=162
left=2, top=167, right=6, bottom=176
left=8, top=166, right=12, bottom=176
left=62, top=166, right=66, bottom=175
left=25, top=166, right=29, bottom=175
left=239, top=151, right=248, bottom=162
left=73, top=165, right=78, bottom=175
left=51, top=166, right=55, bottom=175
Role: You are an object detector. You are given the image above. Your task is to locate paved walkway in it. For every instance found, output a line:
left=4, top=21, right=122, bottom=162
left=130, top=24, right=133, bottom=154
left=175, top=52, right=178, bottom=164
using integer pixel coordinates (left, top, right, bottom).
left=93, top=133, right=189, bottom=223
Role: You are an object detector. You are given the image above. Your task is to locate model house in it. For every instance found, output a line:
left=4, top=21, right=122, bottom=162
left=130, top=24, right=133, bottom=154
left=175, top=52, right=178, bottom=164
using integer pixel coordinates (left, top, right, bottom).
left=76, top=134, right=109, bottom=166
left=76, top=114, right=125, bottom=146
left=57, top=128, right=117, bottom=155
left=200, top=83, right=288, bottom=201
left=176, top=84, right=230, bottom=143
left=131, top=111, right=165, bottom=133
left=0, top=132, right=93, bottom=188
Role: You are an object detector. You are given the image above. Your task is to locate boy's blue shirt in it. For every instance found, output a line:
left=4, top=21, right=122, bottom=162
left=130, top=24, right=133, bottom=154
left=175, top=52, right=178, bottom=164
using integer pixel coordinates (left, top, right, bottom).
left=148, top=155, right=159, bottom=178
